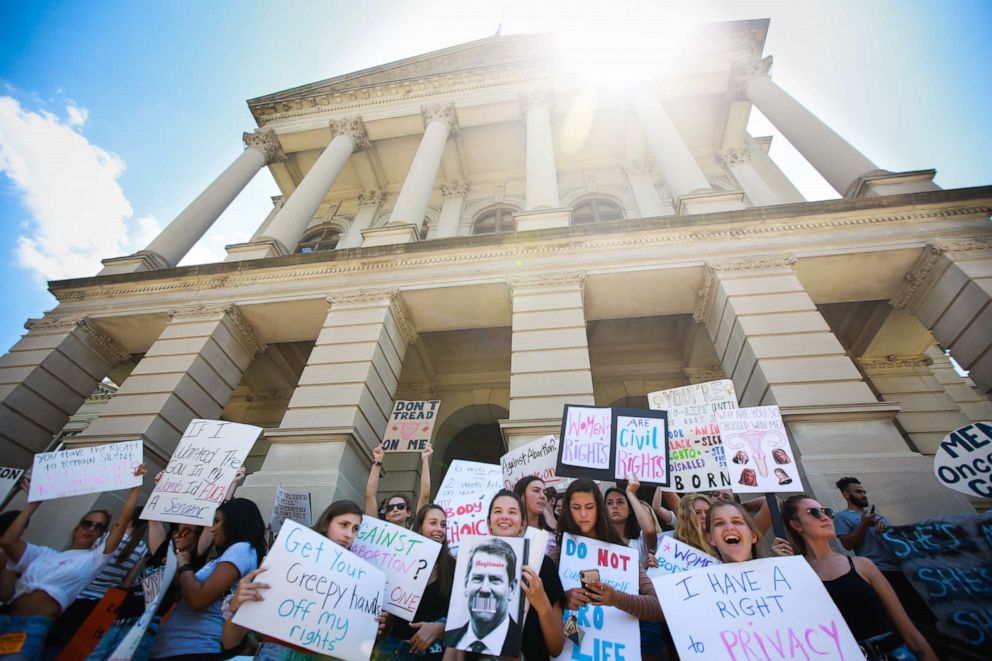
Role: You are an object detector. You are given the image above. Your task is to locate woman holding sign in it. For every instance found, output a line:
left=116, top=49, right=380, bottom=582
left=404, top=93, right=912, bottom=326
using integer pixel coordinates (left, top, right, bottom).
left=0, top=465, right=147, bottom=660
left=366, top=443, right=433, bottom=528
left=782, top=496, right=937, bottom=661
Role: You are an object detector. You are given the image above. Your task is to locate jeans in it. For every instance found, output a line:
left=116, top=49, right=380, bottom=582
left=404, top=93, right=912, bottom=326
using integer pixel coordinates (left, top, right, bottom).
left=86, top=615, right=161, bottom=661
left=0, top=615, right=55, bottom=661
left=255, top=641, right=335, bottom=661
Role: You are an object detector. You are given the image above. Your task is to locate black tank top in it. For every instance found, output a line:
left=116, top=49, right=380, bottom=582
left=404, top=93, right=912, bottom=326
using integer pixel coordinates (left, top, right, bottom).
left=821, top=556, right=894, bottom=640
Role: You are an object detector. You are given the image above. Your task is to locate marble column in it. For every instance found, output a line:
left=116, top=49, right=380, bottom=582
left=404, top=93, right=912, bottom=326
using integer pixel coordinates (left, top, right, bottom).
left=435, top=181, right=469, bottom=239
left=718, top=147, right=780, bottom=207
left=338, top=190, right=385, bottom=249
left=522, top=89, right=560, bottom=211
left=101, top=129, right=284, bottom=274
left=622, top=160, right=671, bottom=217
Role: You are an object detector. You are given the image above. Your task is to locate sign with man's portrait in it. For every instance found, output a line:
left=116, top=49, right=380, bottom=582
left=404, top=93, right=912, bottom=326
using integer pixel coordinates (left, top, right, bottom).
left=445, top=535, right=527, bottom=658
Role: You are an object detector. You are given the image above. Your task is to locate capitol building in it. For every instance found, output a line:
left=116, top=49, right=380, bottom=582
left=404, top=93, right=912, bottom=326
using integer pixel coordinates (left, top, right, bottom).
left=3, top=20, right=989, bottom=542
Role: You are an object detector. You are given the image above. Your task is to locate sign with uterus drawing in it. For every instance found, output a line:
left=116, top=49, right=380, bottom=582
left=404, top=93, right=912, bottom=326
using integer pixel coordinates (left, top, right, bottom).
left=381, top=400, right=440, bottom=452
left=715, top=406, right=802, bottom=493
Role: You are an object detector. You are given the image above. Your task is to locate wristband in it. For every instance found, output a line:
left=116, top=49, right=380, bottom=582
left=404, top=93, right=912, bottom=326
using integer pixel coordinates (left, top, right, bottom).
left=179, top=564, right=195, bottom=574
left=373, top=461, right=383, bottom=466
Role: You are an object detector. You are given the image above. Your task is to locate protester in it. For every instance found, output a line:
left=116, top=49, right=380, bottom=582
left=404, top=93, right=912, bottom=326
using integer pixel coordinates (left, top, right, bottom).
left=376, top=503, right=455, bottom=661
left=0, top=511, right=21, bottom=604
left=782, top=495, right=937, bottom=661
left=148, top=497, right=265, bottom=660
left=668, top=493, right=716, bottom=555
left=704, top=501, right=793, bottom=563
left=512, top=476, right=557, bottom=554
left=650, top=488, right=678, bottom=531
left=604, top=475, right=656, bottom=567
left=365, top=443, right=433, bottom=527
left=0, top=466, right=146, bottom=660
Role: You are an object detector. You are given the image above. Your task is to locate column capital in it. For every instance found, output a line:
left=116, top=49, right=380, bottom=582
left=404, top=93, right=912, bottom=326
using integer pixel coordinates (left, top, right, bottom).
left=507, top=271, right=586, bottom=295
left=421, top=102, right=459, bottom=136
left=682, top=366, right=727, bottom=384
left=890, top=239, right=992, bottom=310
left=693, top=256, right=797, bottom=322
left=77, top=318, right=132, bottom=364
left=520, top=87, right=553, bottom=113
left=357, top=189, right=386, bottom=208
left=242, top=127, right=286, bottom=164
left=855, top=355, right=933, bottom=370
left=330, top=116, right=370, bottom=153
left=440, top=180, right=470, bottom=198
left=621, top=158, right=658, bottom=178
left=169, top=304, right=265, bottom=355
left=717, top=147, right=752, bottom=166
left=728, top=55, right=773, bottom=101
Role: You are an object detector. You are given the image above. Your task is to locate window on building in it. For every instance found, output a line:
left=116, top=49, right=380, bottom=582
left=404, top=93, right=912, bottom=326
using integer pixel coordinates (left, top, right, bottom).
left=473, top=205, right=519, bottom=234
left=572, top=198, right=623, bottom=225
left=296, top=226, right=341, bottom=253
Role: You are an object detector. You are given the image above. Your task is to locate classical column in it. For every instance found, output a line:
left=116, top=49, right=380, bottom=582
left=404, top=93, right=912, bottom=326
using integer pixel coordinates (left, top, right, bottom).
left=256, top=117, right=368, bottom=256
left=925, top=345, right=992, bottom=421
left=718, top=147, right=780, bottom=207
left=435, top=181, right=469, bottom=239
left=338, top=190, right=385, bottom=249
left=622, top=160, right=670, bottom=217
left=695, top=257, right=971, bottom=519
left=0, top=317, right=129, bottom=466
left=521, top=89, right=560, bottom=210
left=101, top=129, right=284, bottom=274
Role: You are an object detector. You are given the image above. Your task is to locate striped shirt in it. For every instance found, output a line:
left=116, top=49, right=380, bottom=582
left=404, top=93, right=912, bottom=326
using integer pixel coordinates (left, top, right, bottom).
left=77, top=533, right=148, bottom=600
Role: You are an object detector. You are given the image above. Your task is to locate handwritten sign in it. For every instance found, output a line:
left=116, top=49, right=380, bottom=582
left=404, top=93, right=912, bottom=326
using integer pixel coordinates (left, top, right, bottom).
left=655, top=556, right=860, bottom=660
left=351, top=515, right=442, bottom=621
left=271, top=484, right=313, bottom=535
left=28, top=441, right=142, bottom=502
left=233, top=520, right=385, bottom=661
left=613, top=408, right=669, bottom=487
left=501, top=435, right=570, bottom=490
left=557, top=405, right=612, bottom=480
left=933, top=421, right=992, bottom=498
left=0, top=466, right=24, bottom=501
left=881, top=513, right=992, bottom=651
left=715, top=406, right=801, bottom=493
left=649, top=380, right=737, bottom=492
left=434, top=460, right=502, bottom=555
left=382, top=400, right=440, bottom=452
left=107, top=544, right=177, bottom=661
left=554, top=533, right=640, bottom=661
left=647, top=537, right=721, bottom=578
left=142, top=419, right=260, bottom=525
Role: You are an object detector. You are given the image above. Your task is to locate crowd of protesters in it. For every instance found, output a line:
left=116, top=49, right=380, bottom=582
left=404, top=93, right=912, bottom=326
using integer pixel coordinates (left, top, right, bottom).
left=0, top=437, right=941, bottom=661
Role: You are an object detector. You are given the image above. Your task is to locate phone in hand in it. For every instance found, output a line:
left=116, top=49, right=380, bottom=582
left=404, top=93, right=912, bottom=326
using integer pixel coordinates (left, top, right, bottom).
left=579, top=569, right=600, bottom=590
left=868, top=504, right=876, bottom=516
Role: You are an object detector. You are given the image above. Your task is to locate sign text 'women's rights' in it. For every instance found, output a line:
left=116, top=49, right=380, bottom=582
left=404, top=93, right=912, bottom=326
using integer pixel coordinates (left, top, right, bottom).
left=381, top=400, right=440, bottom=452
left=29, top=440, right=142, bottom=502
left=350, top=515, right=441, bottom=621
left=434, top=459, right=502, bottom=555
left=553, top=534, right=641, bottom=661
left=932, top=421, right=992, bottom=498
left=233, top=520, right=385, bottom=661
left=655, top=556, right=860, bottom=660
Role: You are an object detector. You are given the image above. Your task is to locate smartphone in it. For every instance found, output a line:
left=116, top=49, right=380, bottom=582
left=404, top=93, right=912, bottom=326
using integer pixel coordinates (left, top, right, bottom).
left=579, top=569, right=600, bottom=589
left=868, top=504, right=876, bottom=516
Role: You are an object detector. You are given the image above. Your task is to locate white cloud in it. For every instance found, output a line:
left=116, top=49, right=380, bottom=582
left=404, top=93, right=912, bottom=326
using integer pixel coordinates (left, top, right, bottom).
left=0, top=97, right=154, bottom=281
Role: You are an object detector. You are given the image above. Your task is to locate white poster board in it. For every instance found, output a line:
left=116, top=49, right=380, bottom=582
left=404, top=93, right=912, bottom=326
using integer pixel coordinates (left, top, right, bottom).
left=500, top=435, right=571, bottom=490
left=28, top=440, right=142, bottom=502
left=559, top=406, right=612, bottom=472
left=233, top=520, right=385, bottom=661
left=0, top=466, right=25, bottom=501
left=107, top=544, right=177, bottom=661
left=654, top=556, right=860, bottom=660
left=142, top=419, right=260, bottom=525
left=381, top=400, right=440, bottom=452
left=649, top=380, right=737, bottom=492
left=270, top=484, right=313, bottom=534
left=647, top=536, right=721, bottom=578
left=554, top=534, right=641, bottom=661
left=613, top=409, right=669, bottom=486
left=351, top=515, right=442, bottom=621
left=933, top=421, right=992, bottom=498
left=434, top=460, right=502, bottom=555
left=715, top=406, right=801, bottom=494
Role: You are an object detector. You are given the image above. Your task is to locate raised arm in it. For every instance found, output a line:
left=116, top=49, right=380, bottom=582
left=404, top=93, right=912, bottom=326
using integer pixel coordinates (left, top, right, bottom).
left=104, top=464, right=147, bottom=555
left=626, top=475, right=656, bottom=552
left=416, top=443, right=433, bottom=511
left=0, top=478, right=39, bottom=563
left=197, top=465, right=247, bottom=557
left=365, top=444, right=385, bottom=516
left=837, top=512, right=875, bottom=551
left=651, top=487, right=677, bottom=527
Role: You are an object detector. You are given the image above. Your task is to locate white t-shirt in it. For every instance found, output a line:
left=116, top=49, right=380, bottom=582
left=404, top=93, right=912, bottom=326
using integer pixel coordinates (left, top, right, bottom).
left=10, top=541, right=112, bottom=611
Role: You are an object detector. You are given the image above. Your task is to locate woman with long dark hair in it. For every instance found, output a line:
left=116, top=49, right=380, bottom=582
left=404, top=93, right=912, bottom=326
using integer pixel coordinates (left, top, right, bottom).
left=513, top=476, right=558, bottom=555
left=603, top=474, right=656, bottom=567
left=148, top=497, right=265, bottom=660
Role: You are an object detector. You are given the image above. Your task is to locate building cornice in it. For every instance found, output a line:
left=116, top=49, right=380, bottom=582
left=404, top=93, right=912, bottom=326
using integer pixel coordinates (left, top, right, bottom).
left=890, top=237, right=992, bottom=310
left=170, top=303, right=266, bottom=355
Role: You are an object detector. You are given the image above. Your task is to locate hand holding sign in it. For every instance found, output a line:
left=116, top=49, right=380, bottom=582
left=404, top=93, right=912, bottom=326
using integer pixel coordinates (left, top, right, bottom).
left=382, top=400, right=440, bottom=452
left=29, top=440, right=143, bottom=502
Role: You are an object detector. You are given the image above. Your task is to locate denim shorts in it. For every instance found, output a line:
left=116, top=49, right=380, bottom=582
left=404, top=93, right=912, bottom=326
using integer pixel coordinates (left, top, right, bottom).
left=0, top=614, right=55, bottom=661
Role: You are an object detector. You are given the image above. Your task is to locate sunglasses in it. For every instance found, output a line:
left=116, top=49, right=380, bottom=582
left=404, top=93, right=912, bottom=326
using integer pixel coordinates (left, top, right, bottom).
left=804, top=507, right=835, bottom=520
left=385, top=502, right=408, bottom=513
left=78, top=519, right=108, bottom=532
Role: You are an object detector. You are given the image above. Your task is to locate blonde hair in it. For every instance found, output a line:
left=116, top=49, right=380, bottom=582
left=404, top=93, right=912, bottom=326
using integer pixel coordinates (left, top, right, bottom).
left=675, top=493, right=715, bottom=556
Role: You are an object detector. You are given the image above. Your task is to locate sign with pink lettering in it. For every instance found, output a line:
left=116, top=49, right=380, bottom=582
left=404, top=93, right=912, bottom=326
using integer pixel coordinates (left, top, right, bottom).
left=556, top=405, right=613, bottom=481
left=715, top=406, right=802, bottom=494
left=434, top=460, right=502, bottom=555
left=381, top=400, right=440, bottom=452
left=656, top=556, right=860, bottom=660
left=28, top=440, right=142, bottom=502
left=612, top=408, right=670, bottom=487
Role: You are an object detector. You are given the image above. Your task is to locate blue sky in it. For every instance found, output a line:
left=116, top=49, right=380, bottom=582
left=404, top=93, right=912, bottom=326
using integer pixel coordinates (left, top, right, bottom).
left=1, top=0, right=990, bottom=352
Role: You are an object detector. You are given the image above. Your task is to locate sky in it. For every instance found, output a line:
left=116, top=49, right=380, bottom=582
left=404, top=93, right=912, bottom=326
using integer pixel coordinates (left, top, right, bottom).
left=0, top=0, right=990, bottom=351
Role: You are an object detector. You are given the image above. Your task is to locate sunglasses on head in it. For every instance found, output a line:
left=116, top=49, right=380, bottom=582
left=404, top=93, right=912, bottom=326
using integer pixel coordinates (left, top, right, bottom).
left=385, top=502, right=408, bottom=513
left=78, top=519, right=108, bottom=532
left=804, top=507, right=835, bottom=520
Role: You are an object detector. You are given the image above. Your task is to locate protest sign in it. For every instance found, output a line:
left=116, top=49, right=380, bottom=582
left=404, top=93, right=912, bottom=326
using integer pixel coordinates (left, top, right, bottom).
left=646, top=536, right=721, bottom=578
left=271, top=484, right=313, bottom=534
left=106, top=544, right=177, bottom=661
left=715, top=406, right=801, bottom=493
left=351, top=515, right=442, bottom=621
left=28, top=441, right=142, bottom=502
left=0, top=466, right=24, bottom=501
left=445, top=535, right=526, bottom=657
left=881, top=513, right=992, bottom=651
left=434, top=460, right=502, bottom=554
left=613, top=408, right=670, bottom=487
left=142, top=419, right=260, bottom=525
left=554, top=533, right=641, bottom=661
left=381, top=400, right=440, bottom=452
left=500, top=435, right=571, bottom=490
left=649, top=380, right=737, bottom=492
left=524, top=527, right=550, bottom=568
left=655, top=555, right=860, bottom=660
left=233, top=520, right=385, bottom=661
left=557, top=405, right=613, bottom=480
left=932, top=421, right=992, bottom=498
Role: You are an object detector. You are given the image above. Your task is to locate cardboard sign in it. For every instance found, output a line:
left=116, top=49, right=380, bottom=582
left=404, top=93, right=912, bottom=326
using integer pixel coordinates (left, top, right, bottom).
left=0, top=466, right=24, bottom=501
left=142, top=419, right=260, bottom=525
left=434, top=460, right=502, bottom=555
left=715, top=406, right=801, bottom=493
left=107, top=544, right=177, bottom=661
left=382, top=400, right=440, bottom=452
left=29, top=441, right=142, bottom=502
left=613, top=408, right=670, bottom=487
left=554, top=534, right=641, bottom=661
left=655, top=556, right=860, bottom=660
left=444, top=535, right=527, bottom=658
left=233, top=520, right=385, bottom=661
left=557, top=405, right=613, bottom=481
left=646, top=537, right=721, bottom=578
left=500, top=435, right=570, bottom=490
left=55, top=588, right=128, bottom=661
left=649, top=380, right=737, bottom=492
left=271, top=484, right=313, bottom=534
left=881, top=513, right=992, bottom=650
left=933, top=421, right=992, bottom=498
left=351, top=515, right=442, bottom=621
